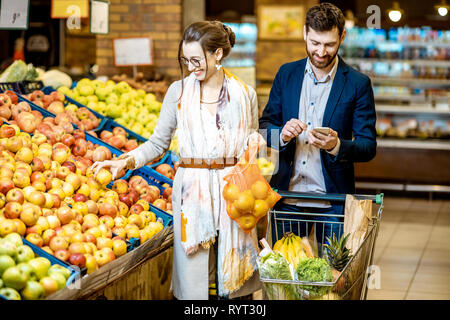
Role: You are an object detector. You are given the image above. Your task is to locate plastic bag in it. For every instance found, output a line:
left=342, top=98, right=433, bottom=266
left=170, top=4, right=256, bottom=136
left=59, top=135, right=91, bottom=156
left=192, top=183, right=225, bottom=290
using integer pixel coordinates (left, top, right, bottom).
left=223, top=144, right=281, bottom=233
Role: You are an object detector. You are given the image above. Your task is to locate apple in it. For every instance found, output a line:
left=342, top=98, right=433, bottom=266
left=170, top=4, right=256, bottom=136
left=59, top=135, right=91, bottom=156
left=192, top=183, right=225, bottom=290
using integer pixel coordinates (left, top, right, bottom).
left=46, top=215, right=61, bottom=229
left=15, top=245, right=35, bottom=264
left=2, top=266, right=28, bottom=290
left=99, top=215, right=115, bottom=228
left=95, top=168, right=112, bottom=186
left=49, top=236, right=69, bottom=252
left=56, top=166, right=70, bottom=180
left=6, top=136, right=23, bottom=153
left=0, top=254, right=16, bottom=277
left=25, top=224, right=43, bottom=236
left=152, top=199, right=167, bottom=211
left=98, top=203, right=117, bottom=218
left=68, top=242, right=86, bottom=255
left=4, top=201, right=22, bottom=219
left=28, top=257, right=51, bottom=280
left=85, top=255, right=98, bottom=274
left=11, top=219, right=26, bottom=236
left=94, top=249, right=111, bottom=267
left=61, top=161, right=77, bottom=174
left=156, top=164, right=174, bottom=179
left=28, top=191, right=46, bottom=207
left=54, top=249, right=70, bottom=262
left=42, top=229, right=57, bottom=246
left=65, top=172, right=81, bottom=190
left=20, top=205, right=39, bottom=227
left=6, top=188, right=25, bottom=204
left=98, top=224, right=112, bottom=238
left=112, top=239, right=127, bottom=257
left=0, top=125, right=15, bottom=138
left=25, top=233, right=44, bottom=247
left=96, top=237, right=113, bottom=250
left=0, top=178, right=14, bottom=195
left=69, top=253, right=86, bottom=268
left=0, top=219, right=17, bottom=237
left=127, top=214, right=144, bottom=229
left=4, top=232, right=23, bottom=247
left=56, top=206, right=74, bottom=225
left=48, top=269, right=67, bottom=290
left=40, top=276, right=59, bottom=297
left=0, top=287, right=21, bottom=300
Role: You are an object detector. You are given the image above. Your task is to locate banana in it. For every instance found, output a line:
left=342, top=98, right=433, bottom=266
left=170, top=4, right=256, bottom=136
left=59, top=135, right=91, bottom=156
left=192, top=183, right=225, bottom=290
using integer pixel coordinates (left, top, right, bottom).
left=280, top=236, right=290, bottom=263
left=273, top=237, right=284, bottom=252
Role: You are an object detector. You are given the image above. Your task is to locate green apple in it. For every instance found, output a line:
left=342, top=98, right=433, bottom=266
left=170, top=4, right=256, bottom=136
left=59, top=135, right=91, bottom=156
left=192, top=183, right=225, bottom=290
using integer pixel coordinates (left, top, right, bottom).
left=48, top=264, right=71, bottom=280
left=57, top=86, right=71, bottom=95
left=106, top=93, right=119, bottom=105
left=131, top=123, right=144, bottom=135
left=137, top=89, right=146, bottom=99
left=4, top=233, right=23, bottom=248
left=0, top=240, right=18, bottom=259
left=16, top=245, right=35, bottom=264
left=119, top=92, right=131, bottom=104
left=49, top=271, right=66, bottom=290
left=16, top=263, right=38, bottom=281
left=91, top=79, right=105, bottom=89
left=116, top=81, right=131, bottom=94
left=0, top=255, right=15, bottom=277
left=2, top=266, right=28, bottom=290
left=106, top=80, right=115, bottom=87
left=78, top=85, right=94, bottom=97
left=87, top=101, right=99, bottom=112
left=77, top=78, right=92, bottom=87
left=21, top=280, right=45, bottom=300
left=77, top=96, right=88, bottom=106
left=87, top=95, right=99, bottom=103
left=115, top=118, right=127, bottom=127
left=147, top=100, right=161, bottom=113
left=95, top=87, right=108, bottom=101
left=145, top=93, right=156, bottom=104
left=106, top=103, right=125, bottom=119
left=135, top=100, right=144, bottom=109
left=0, top=287, right=21, bottom=300
left=65, top=103, right=78, bottom=113
left=28, top=257, right=51, bottom=280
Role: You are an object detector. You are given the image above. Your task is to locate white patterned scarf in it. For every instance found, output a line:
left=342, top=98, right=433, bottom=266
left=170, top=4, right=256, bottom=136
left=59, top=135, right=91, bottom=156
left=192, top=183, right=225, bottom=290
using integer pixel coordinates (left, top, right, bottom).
left=177, top=69, right=259, bottom=296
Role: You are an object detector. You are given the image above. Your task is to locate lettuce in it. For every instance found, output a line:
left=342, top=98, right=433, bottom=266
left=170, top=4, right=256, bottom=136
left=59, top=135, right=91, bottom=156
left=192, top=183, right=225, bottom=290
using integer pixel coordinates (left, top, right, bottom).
left=258, top=251, right=300, bottom=300
left=296, top=258, right=333, bottom=298
left=0, top=61, right=39, bottom=82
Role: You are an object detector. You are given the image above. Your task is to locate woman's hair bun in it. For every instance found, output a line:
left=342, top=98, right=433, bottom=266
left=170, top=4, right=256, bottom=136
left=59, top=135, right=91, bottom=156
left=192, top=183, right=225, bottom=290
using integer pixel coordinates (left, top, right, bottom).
left=223, top=24, right=235, bottom=48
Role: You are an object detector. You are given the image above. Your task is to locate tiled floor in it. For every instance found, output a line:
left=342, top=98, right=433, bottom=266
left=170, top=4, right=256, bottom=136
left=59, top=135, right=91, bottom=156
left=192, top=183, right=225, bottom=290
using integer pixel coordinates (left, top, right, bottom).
left=366, top=196, right=450, bottom=300
left=253, top=196, right=450, bottom=300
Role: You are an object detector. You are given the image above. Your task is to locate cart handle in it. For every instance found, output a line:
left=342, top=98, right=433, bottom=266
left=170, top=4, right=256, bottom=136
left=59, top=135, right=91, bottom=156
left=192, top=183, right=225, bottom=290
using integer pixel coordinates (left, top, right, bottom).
left=273, top=190, right=384, bottom=205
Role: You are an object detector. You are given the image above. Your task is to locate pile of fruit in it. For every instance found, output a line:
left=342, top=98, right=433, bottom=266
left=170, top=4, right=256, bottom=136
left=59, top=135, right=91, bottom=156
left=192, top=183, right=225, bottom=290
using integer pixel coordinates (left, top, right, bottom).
left=223, top=180, right=279, bottom=232
left=91, top=126, right=139, bottom=153
left=15, top=90, right=102, bottom=132
left=0, top=232, right=73, bottom=299
left=57, top=78, right=162, bottom=139
left=111, top=73, right=169, bottom=96
left=0, top=117, right=168, bottom=274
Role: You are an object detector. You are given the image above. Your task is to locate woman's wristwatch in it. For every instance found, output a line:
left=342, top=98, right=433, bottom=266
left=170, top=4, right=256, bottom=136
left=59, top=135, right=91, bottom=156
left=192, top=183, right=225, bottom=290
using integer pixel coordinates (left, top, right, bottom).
left=117, top=154, right=136, bottom=170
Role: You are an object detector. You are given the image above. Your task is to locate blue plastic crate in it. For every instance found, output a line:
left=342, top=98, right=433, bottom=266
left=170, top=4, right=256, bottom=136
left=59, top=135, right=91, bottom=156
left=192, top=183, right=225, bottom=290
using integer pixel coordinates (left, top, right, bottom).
left=134, top=165, right=173, bottom=188
left=0, top=82, right=23, bottom=93
left=17, top=95, right=58, bottom=118
left=0, top=239, right=81, bottom=300
left=0, top=81, right=43, bottom=95
left=41, top=86, right=107, bottom=131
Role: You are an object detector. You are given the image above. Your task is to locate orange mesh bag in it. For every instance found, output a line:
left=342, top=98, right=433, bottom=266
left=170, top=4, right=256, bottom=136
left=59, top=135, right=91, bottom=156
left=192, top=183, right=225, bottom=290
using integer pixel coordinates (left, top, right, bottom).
left=223, top=144, right=281, bottom=234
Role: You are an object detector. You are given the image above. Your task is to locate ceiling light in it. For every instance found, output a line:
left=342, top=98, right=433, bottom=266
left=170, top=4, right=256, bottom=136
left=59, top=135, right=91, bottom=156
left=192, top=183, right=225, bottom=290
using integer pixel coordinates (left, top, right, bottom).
left=435, top=0, right=449, bottom=16
left=387, top=2, right=403, bottom=22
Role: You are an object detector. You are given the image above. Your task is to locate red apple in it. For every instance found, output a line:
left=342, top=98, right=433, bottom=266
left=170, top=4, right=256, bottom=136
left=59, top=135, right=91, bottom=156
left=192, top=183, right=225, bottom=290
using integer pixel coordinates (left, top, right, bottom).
left=69, top=253, right=86, bottom=268
left=54, top=249, right=70, bottom=262
left=156, top=164, right=174, bottom=179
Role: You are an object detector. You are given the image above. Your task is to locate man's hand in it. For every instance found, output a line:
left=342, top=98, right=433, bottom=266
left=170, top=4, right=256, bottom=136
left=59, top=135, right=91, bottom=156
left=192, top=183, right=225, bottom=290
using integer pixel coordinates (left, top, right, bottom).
left=281, top=119, right=308, bottom=143
left=308, top=128, right=338, bottom=151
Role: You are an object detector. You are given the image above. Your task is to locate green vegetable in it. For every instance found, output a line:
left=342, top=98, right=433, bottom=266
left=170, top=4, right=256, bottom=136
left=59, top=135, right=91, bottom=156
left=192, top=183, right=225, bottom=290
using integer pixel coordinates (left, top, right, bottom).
left=41, top=69, right=72, bottom=89
left=258, top=251, right=300, bottom=300
left=296, top=257, right=333, bottom=298
left=0, top=60, right=39, bottom=82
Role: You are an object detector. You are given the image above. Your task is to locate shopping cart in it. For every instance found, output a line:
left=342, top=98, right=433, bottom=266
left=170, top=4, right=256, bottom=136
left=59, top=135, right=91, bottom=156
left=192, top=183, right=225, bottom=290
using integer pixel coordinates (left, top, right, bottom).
left=259, top=191, right=384, bottom=300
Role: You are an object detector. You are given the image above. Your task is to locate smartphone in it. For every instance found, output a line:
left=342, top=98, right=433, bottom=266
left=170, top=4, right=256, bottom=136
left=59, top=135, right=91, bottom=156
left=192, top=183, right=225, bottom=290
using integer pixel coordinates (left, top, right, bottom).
left=313, top=127, right=331, bottom=135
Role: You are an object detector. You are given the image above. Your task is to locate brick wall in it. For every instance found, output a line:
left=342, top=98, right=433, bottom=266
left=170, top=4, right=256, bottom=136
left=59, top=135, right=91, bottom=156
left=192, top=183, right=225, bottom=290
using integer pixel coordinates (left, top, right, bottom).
left=255, top=0, right=318, bottom=84
left=96, top=0, right=182, bottom=81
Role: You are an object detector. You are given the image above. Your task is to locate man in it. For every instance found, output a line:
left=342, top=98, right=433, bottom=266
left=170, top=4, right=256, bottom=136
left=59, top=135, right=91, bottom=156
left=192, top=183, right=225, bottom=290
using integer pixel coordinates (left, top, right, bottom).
left=259, top=3, right=377, bottom=245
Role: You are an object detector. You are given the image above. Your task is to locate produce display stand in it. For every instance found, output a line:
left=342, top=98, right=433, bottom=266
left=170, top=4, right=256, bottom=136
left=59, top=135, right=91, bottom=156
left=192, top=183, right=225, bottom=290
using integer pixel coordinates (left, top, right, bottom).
left=46, top=225, right=173, bottom=300
left=261, top=191, right=384, bottom=300
left=0, top=81, right=44, bottom=95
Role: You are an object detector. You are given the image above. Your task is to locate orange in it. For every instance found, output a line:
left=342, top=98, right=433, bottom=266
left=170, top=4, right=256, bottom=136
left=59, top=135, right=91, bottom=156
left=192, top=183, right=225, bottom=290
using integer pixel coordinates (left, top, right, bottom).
left=223, top=184, right=240, bottom=202
left=227, top=203, right=241, bottom=220
left=253, top=199, right=269, bottom=219
left=238, top=214, right=256, bottom=231
left=234, top=191, right=255, bottom=213
left=250, top=180, right=269, bottom=200
left=265, top=191, right=279, bottom=208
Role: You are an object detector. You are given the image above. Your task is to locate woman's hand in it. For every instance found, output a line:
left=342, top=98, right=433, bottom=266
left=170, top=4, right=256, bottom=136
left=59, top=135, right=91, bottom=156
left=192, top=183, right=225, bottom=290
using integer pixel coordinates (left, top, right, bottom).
left=90, top=158, right=128, bottom=180
left=248, top=132, right=267, bottom=149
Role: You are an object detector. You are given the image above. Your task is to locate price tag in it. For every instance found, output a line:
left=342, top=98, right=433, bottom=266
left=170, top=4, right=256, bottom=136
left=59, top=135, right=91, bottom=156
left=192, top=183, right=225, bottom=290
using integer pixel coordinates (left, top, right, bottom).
left=0, top=0, right=30, bottom=30
left=90, top=0, right=109, bottom=34
left=113, top=37, right=153, bottom=67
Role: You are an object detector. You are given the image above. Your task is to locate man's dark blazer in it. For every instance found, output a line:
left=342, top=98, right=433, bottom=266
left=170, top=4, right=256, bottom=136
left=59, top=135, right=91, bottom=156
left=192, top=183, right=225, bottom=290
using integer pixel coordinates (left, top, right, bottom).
left=259, top=56, right=377, bottom=214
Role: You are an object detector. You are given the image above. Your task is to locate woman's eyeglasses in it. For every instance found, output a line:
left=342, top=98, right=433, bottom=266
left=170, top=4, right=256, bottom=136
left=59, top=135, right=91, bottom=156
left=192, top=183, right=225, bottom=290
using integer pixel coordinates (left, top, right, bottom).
left=180, top=56, right=205, bottom=68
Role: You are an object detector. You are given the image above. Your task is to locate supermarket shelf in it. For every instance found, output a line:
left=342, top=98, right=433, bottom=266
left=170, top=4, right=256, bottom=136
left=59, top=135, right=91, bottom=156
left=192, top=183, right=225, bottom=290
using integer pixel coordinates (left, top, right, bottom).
left=356, top=181, right=450, bottom=193
left=376, top=105, right=450, bottom=115
left=343, top=40, right=450, bottom=49
left=346, top=58, right=450, bottom=68
left=377, top=138, right=450, bottom=150
left=370, top=77, right=450, bottom=88
left=374, top=95, right=428, bottom=103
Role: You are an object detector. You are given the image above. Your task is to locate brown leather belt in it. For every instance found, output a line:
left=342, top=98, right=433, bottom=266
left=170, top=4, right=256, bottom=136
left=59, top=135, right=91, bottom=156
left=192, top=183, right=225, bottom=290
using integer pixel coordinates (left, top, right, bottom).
left=178, top=157, right=238, bottom=169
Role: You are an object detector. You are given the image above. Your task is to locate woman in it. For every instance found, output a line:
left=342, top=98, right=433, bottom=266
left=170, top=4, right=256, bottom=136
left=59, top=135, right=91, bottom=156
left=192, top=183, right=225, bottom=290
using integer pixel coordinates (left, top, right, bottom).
left=91, top=21, right=265, bottom=300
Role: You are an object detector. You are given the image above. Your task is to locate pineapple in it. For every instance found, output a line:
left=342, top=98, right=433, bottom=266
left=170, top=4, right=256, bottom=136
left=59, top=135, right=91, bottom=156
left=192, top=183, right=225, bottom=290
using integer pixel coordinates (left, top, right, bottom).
left=323, top=233, right=353, bottom=293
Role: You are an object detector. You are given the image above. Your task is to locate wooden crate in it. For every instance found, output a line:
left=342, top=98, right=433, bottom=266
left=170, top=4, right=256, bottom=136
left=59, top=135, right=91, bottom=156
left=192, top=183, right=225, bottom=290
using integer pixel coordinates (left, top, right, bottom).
left=47, top=226, right=173, bottom=300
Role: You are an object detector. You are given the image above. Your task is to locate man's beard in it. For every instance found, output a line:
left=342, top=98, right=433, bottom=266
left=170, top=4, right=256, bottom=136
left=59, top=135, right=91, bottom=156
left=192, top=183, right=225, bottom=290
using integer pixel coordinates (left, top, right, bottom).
left=306, top=43, right=339, bottom=69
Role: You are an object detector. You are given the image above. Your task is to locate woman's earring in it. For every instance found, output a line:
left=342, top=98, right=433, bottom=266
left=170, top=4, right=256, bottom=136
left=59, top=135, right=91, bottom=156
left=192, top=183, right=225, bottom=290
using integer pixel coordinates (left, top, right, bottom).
left=215, top=61, right=222, bottom=70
